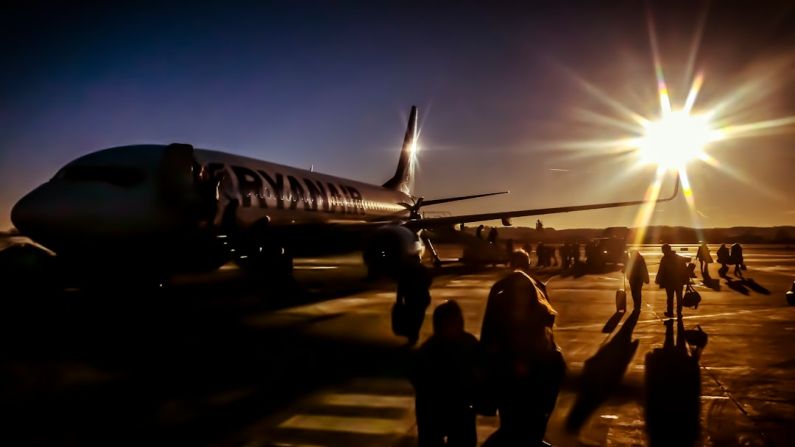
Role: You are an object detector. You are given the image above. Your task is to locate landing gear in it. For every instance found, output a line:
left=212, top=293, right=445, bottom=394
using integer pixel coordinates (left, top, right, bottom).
left=420, top=231, right=443, bottom=268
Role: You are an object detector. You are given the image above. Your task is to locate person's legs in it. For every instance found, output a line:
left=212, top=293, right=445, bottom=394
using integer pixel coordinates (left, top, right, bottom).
left=675, top=286, right=684, bottom=316
left=665, top=287, right=674, bottom=315
left=445, top=408, right=477, bottom=447
left=416, top=404, right=444, bottom=447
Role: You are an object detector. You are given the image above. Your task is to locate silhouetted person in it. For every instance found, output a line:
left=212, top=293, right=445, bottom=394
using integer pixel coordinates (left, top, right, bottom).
left=194, top=164, right=217, bottom=226
left=480, top=268, right=565, bottom=446
left=563, top=243, right=575, bottom=269
left=505, top=239, right=514, bottom=259
left=412, top=300, right=480, bottom=447
left=716, top=243, right=730, bottom=277
left=536, top=242, right=546, bottom=267
left=395, top=260, right=433, bottom=345
left=213, top=169, right=237, bottom=228
left=656, top=244, right=688, bottom=318
left=585, top=241, right=597, bottom=270
left=488, top=228, right=498, bottom=245
left=476, top=225, right=485, bottom=240
left=730, top=243, right=744, bottom=278
left=696, top=243, right=713, bottom=277
left=624, top=250, right=649, bottom=309
left=645, top=318, right=705, bottom=446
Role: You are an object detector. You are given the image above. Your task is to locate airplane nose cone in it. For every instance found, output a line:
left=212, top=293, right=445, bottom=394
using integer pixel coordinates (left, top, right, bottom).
left=10, top=190, right=41, bottom=236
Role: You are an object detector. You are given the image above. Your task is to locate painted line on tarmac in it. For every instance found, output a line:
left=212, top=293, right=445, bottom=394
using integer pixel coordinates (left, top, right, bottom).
left=558, top=306, right=787, bottom=331
left=642, top=301, right=775, bottom=446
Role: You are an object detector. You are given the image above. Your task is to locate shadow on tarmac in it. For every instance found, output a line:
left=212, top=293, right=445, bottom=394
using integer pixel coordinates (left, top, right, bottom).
left=565, top=308, right=640, bottom=432
left=601, top=311, right=624, bottom=334
left=0, top=265, right=424, bottom=447
left=724, top=276, right=771, bottom=296
left=644, top=318, right=707, bottom=447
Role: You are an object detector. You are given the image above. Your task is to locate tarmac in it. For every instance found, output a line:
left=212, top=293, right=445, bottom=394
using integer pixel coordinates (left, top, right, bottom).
left=2, top=243, right=795, bottom=446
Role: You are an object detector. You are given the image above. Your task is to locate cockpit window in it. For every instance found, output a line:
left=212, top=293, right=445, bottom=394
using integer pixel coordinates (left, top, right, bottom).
left=55, top=165, right=146, bottom=187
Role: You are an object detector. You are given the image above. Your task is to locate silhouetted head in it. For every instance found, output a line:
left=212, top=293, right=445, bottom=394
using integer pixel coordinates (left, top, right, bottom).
left=510, top=249, right=531, bottom=272
left=432, top=300, right=465, bottom=337
left=662, top=243, right=672, bottom=254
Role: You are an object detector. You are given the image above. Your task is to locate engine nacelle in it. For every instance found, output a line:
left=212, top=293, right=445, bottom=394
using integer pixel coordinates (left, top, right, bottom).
left=363, top=225, right=424, bottom=277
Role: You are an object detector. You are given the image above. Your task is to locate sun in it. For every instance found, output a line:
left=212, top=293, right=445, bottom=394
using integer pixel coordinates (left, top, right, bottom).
left=637, top=110, right=719, bottom=169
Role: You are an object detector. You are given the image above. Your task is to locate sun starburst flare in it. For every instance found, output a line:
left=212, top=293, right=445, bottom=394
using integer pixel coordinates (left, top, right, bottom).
left=545, top=10, right=795, bottom=241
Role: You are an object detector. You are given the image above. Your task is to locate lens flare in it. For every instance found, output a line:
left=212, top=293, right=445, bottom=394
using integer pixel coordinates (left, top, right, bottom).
left=637, top=110, right=719, bottom=169
left=542, top=5, right=795, bottom=234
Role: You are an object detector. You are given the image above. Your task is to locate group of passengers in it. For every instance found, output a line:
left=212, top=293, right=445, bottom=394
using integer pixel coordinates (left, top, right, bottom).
left=395, top=251, right=564, bottom=447
left=713, top=242, right=745, bottom=278
left=397, top=242, right=747, bottom=446
left=693, top=242, right=746, bottom=278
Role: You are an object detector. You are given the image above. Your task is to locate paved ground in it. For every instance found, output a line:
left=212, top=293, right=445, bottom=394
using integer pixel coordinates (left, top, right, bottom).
left=2, top=244, right=794, bottom=446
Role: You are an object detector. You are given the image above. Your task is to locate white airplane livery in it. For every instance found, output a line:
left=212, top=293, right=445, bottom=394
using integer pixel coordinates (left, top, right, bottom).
left=10, top=106, right=679, bottom=279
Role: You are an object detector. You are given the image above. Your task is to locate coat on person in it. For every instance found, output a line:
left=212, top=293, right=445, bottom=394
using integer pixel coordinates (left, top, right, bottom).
left=716, top=244, right=730, bottom=265
left=655, top=248, right=688, bottom=290
left=480, top=270, right=565, bottom=446
left=730, top=243, right=745, bottom=277
left=656, top=244, right=689, bottom=316
left=625, top=251, right=649, bottom=308
left=696, top=243, right=713, bottom=264
left=412, top=300, right=480, bottom=447
left=730, top=243, right=744, bottom=265
left=625, top=251, right=650, bottom=286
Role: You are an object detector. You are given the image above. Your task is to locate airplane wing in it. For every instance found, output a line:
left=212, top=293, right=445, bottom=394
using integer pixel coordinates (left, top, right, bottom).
left=404, top=174, right=680, bottom=230
left=418, top=191, right=509, bottom=207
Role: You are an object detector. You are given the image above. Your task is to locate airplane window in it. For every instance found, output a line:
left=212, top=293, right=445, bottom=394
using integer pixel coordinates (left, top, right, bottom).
left=56, top=165, right=146, bottom=187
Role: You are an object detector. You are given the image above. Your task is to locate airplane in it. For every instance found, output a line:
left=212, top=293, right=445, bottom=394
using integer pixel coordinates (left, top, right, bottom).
left=10, top=106, right=680, bottom=282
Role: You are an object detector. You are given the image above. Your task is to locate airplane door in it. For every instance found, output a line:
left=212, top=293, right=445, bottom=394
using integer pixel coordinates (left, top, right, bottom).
left=157, top=143, right=197, bottom=210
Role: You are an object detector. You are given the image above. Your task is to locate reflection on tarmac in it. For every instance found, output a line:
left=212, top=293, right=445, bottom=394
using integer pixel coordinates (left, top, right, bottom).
left=1, top=244, right=795, bottom=446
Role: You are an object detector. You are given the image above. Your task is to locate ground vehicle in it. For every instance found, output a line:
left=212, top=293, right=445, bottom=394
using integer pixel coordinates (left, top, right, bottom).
left=592, top=237, right=627, bottom=266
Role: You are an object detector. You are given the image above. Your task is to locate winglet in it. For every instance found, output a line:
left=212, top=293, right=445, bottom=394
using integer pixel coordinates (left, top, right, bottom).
left=383, top=106, right=418, bottom=194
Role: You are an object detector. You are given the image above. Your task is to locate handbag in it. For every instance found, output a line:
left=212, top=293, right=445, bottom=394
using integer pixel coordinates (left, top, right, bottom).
left=683, top=284, right=701, bottom=309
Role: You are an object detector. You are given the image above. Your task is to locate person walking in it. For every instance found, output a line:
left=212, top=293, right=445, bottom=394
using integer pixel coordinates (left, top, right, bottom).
left=480, top=256, right=565, bottom=446
left=394, top=260, right=433, bottom=345
left=655, top=244, right=688, bottom=318
left=716, top=243, right=730, bottom=277
left=730, top=243, right=744, bottom=278
left=696, top=243, right=713, bottom=277
left=625, top=250, right=650, bottom=309
left=412, top=300, right=480, bottom=447
left=536, top=242, right=546, bottom=268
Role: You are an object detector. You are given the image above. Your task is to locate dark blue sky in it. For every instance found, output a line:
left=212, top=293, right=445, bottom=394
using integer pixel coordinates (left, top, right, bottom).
left=2, top=1, right=794, bottom=230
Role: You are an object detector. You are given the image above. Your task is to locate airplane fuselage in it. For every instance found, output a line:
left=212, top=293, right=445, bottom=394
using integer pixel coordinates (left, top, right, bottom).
left=11, top=145, right=421, bottom=276
left=196, top=149, right=411, bottom=227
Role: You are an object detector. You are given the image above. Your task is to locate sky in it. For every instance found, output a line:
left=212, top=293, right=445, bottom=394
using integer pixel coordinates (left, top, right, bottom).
left=2, top=0, right=794, bottom=230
